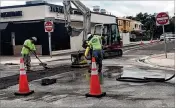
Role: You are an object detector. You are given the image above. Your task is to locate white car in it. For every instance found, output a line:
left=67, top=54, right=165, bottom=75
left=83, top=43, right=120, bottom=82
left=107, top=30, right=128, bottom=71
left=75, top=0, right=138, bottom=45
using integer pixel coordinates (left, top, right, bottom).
left=160, top=32, right=175, bottom=41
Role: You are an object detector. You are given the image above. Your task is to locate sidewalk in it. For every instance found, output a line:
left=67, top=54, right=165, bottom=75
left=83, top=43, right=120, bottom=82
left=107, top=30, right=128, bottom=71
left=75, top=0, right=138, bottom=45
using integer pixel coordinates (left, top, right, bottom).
left=145, top=53, right=175, bottom=69
left=0, top=55, right=71, bottom=65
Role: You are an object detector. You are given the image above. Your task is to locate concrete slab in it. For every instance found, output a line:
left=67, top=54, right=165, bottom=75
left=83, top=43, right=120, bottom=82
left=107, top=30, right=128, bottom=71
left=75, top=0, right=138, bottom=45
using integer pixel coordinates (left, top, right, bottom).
left=147, top=53, right=175, bottom=69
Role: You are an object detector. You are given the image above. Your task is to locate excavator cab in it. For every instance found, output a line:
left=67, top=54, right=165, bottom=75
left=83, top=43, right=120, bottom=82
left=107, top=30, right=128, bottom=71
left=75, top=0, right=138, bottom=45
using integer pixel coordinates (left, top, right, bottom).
left=94, top=23, right=123, bottom=58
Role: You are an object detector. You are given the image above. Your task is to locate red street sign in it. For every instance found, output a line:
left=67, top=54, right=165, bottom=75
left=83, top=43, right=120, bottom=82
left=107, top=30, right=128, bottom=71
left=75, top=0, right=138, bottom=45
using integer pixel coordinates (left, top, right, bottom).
left=45, top=21, right=54, bottom=32
left=156, top=12, right=169, bottom=26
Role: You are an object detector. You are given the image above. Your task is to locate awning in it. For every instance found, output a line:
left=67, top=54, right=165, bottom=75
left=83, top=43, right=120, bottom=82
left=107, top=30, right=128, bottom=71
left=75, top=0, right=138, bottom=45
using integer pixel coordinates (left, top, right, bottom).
left=0, top=23, right=8, bottom=30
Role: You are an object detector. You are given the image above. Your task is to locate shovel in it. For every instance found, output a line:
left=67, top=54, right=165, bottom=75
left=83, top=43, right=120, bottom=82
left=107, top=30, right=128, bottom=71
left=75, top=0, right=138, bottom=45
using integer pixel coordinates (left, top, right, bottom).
left=30, top=51, right=49, bottom=69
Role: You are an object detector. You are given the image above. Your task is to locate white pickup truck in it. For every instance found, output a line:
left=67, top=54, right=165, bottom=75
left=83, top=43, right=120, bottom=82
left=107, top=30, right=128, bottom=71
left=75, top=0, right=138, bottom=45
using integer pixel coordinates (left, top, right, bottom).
left=160, top=32, right=175, bottom=41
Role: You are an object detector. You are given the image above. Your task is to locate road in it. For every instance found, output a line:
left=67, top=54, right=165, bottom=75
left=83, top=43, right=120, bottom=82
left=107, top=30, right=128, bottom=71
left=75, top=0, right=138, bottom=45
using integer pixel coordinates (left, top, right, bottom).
left=0, top=41, right=175, bottom=108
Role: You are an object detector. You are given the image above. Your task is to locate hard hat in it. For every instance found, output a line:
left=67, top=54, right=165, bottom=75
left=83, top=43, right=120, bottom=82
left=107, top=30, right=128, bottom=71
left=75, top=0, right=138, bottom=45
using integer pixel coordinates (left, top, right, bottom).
left=87, top=34, right=92, bottom=39
left=31, top=37, right=37, bottom=42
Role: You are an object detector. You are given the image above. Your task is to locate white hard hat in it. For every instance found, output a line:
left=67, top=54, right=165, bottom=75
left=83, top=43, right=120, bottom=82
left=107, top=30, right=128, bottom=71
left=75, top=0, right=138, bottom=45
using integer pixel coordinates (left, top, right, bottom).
left=31, top=37, right=37, bottom=42
left=87, top=34, right=92, bottom=39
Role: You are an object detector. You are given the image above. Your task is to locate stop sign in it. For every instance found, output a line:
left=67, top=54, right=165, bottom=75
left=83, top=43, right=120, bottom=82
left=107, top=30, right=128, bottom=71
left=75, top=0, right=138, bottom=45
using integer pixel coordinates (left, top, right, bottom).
left=156, top=12, right=169, bottom=26
left=44, top=21, right=54, bottom=32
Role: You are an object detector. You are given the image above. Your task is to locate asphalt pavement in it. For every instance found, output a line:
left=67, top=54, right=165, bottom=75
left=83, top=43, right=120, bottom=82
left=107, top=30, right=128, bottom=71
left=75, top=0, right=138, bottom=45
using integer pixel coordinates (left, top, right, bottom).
left=0, top=40, right=175, bottom=108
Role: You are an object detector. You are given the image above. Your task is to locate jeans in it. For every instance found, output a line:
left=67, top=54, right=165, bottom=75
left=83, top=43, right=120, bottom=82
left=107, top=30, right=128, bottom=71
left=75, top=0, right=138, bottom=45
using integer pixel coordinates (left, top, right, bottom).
left=92, top=50, right=103, bottom=73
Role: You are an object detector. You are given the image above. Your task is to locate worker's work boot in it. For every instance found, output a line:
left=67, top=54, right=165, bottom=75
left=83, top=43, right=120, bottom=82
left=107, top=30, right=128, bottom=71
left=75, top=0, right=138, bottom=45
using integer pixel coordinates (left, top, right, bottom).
left=26, top=64, right=31, bottom=71
left=26, top=67, right=31, bottom=71
left=88, top=63, right=91, bottom=73
left=98, top=71, right=104, bottom=84
left=88, top=69, right=91, bottom=73
left=98, top=69, right=101, bottom=73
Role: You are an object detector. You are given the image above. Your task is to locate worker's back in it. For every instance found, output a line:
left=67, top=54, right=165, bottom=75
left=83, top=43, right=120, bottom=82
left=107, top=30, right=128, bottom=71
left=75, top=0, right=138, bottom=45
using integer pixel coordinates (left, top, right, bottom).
left=88, top=35, right=102, bottom=50
left=21, top=39, right=35, bottom=55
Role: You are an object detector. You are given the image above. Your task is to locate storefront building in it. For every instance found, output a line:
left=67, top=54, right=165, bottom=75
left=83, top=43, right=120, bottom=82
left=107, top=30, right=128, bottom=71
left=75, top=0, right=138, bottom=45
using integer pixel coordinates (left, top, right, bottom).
left=0, top=2, right=116, bottom=55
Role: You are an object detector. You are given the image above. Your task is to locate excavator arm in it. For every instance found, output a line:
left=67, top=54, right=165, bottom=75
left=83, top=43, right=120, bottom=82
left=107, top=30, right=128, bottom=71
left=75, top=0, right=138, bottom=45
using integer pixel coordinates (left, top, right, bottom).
left=63, top=0, right=71, bottom=32
left=63, top=0, right=91, bottom=67
left=63, top=0, right=91, bottom=41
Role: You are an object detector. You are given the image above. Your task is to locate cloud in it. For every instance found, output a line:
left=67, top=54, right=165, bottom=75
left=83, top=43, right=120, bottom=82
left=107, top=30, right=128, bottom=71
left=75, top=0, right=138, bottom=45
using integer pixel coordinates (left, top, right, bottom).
left=0, top=1, right=25, bottom=6
left=0, top=0, right=175, bottom=17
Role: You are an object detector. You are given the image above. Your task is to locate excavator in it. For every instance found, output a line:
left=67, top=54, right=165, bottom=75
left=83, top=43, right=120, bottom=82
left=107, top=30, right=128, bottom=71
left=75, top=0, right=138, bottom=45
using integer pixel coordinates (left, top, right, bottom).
left=94, top=23, right=123, bottom=58
left=63, top=0, right=123, bottom=67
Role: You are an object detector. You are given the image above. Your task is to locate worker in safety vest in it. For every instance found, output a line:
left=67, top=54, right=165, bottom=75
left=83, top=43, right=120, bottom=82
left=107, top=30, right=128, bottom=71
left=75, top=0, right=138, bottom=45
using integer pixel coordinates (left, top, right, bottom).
left=83, top=33, right=93, bottom=73
left=85, top=33, right=104, bottom=73
left=21, top=37, right=37, bottom=71
left=83, top=33, right=93, bottom=58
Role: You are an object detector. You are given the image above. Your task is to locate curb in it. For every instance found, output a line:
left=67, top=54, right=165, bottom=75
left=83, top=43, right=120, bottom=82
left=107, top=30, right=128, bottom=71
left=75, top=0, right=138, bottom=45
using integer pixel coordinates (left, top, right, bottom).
left=149, top=52, right=174, bottom=58
left=123, top=43, right=141, bottom=47
left=124, top=41, right=161, bottom=53
left=137, top=55, right=175, bottom=71
left=52, top=41, right=159, bottom=56
left=146, top=54, right=175, bottom=68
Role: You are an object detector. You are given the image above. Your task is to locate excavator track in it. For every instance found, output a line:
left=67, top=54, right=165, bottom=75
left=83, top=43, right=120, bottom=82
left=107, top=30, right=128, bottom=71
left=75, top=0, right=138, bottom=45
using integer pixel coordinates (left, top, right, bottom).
left=103, top=49, right=123, bottom=59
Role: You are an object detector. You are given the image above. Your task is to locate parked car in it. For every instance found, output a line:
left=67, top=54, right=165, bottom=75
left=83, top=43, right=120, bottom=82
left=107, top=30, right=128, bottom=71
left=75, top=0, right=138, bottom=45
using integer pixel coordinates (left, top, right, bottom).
left=130, top=30, right=146, bottom=42
left=160, top=32, right=175, bottom=41
left=130, top=34, right=136, bottom=41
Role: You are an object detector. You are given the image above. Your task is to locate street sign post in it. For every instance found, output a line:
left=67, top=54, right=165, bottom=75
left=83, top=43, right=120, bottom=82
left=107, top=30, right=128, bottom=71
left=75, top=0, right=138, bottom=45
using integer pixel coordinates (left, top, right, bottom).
left=156, top=12, right=170, bottom=58
left=44, top=21, right=54, bottom=58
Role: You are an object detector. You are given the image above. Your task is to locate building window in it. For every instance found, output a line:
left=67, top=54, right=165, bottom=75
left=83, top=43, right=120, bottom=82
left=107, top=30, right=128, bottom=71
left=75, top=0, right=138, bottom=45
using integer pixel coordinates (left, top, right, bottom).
left=135, top=24, right=138, bottom=28
left=118, top=21, right=120, bottom=26
left=118, top=20, right=122, bottom=26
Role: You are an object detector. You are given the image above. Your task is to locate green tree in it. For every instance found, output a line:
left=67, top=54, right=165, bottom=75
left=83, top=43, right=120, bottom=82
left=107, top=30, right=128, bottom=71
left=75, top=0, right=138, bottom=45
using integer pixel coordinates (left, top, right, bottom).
left=126, top=12, right=175, bottom=39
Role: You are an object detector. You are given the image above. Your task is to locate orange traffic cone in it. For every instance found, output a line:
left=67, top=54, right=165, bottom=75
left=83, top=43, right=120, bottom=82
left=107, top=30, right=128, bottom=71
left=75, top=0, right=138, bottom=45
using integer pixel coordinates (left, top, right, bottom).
left=140, top=40, right=144, bottom=45
left=14, top=58, right=34, bottom=96
left=85, top=57, right=106, bottom=98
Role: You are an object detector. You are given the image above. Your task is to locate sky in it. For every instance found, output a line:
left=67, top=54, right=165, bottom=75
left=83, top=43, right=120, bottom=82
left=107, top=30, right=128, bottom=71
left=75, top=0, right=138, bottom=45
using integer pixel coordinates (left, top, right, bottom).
left=0, top=0, right=175, bottom=17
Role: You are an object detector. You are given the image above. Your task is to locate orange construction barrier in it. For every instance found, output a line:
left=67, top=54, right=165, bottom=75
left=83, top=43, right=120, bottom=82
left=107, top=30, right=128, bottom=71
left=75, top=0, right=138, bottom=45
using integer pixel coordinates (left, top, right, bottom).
left=85, top=57, right=106, bottom=98
left=14, top=58, right=34, bottom=96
